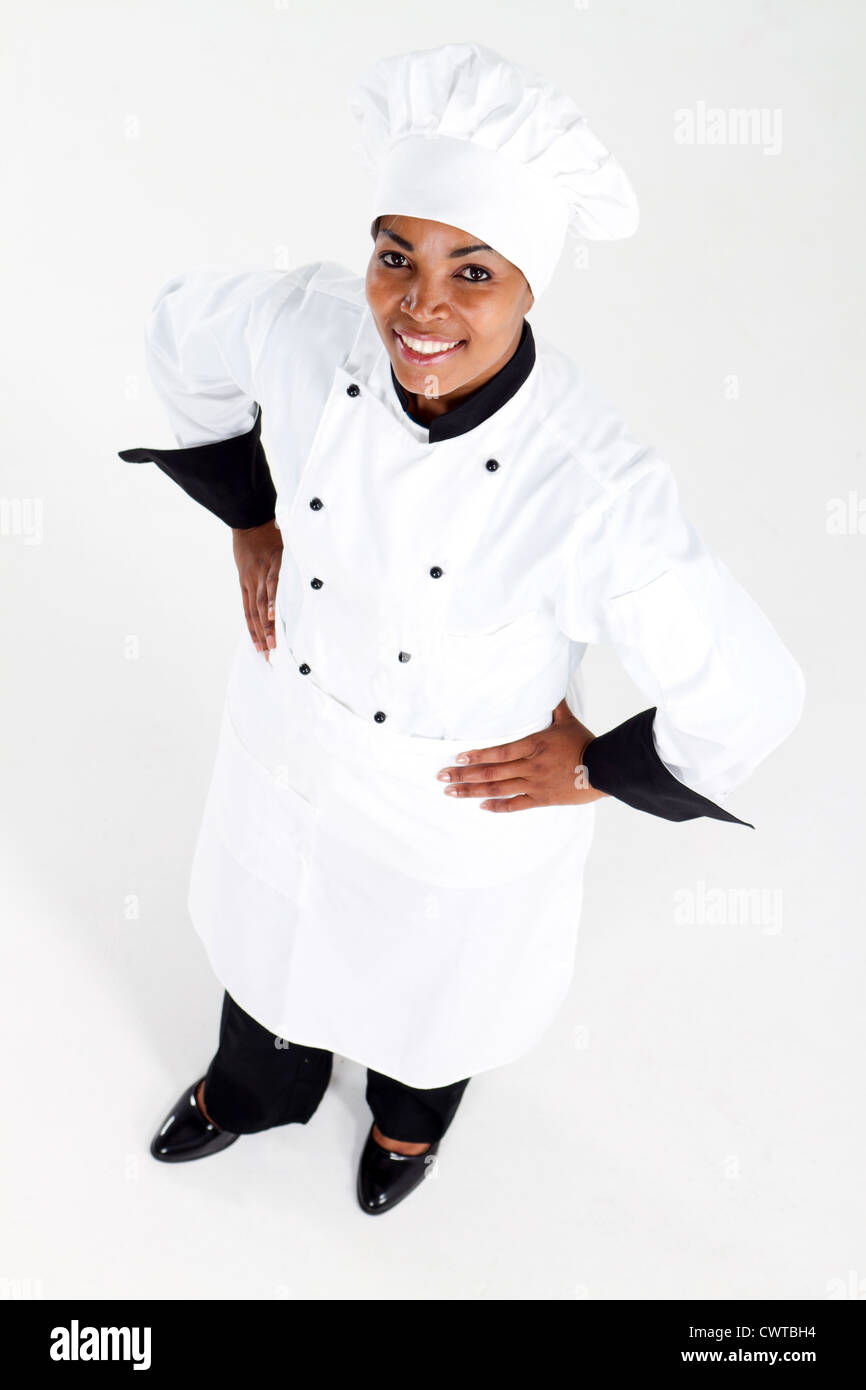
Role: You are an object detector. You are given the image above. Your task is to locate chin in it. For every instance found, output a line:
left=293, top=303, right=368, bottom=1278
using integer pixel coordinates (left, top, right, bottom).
left=392, top=354, right=467, bottom=394
left=401, top=371, right=460, bottom=402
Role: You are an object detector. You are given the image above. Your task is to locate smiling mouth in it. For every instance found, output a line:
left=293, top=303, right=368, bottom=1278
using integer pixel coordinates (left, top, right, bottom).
left=393, top=330, right=466, bottom=366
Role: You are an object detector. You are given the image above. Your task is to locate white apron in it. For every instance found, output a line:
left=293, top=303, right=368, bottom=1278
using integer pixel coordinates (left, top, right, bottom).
left=189, top=617, right=594, bottom=1089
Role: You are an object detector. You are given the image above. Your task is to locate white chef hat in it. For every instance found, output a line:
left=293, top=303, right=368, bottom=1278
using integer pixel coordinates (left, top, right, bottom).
left=348, top=41, right=639, bottom=298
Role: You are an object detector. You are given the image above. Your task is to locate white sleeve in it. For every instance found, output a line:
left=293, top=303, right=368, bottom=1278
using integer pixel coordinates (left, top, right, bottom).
left=554, top=453, right=806, bottom=811
left=141, top=267, right=289, bottom=446
left=119, top=267, right=302, bottom=528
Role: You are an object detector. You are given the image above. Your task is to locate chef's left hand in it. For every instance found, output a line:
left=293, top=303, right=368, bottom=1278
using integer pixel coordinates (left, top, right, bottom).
left=436, top=697, right=609, bottom=810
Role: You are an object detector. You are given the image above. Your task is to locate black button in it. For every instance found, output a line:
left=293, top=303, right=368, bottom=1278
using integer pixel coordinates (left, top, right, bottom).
left=485, top=458, right=500, bottom=472
left=398, top=651, right=411, bottom=663
left=311, top=577, right=323, bottom=589
left=429, top=566, right=443, bottom=579
left=309, top=497, right=323, bottom=510
left=373, top=710, right=387, bottom=723
left=299, top=663, right=310, bottom=675
left=346, top=384, right=360, bottom=397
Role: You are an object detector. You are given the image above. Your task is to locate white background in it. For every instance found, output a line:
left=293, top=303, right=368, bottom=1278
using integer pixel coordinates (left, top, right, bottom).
left=1, top=0, right=863, bottom=1300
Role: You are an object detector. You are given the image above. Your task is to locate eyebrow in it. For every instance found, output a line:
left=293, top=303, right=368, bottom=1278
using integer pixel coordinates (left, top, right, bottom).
left=377, top=227, right=500, bottom=259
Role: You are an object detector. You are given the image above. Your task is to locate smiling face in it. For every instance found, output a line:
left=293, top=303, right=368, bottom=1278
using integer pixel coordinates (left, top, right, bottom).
left=365, top=215, right=534, bottom=414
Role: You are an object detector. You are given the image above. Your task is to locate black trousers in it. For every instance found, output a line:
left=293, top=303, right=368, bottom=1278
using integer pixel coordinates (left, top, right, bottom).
left=202, top=991, right=471, bottom=1144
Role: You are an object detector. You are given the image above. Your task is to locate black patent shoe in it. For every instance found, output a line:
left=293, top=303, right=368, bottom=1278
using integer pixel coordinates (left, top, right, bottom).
left=150, top=1077, right=239, bottom=1163
left=356, top=1124, right=440, bottom=1215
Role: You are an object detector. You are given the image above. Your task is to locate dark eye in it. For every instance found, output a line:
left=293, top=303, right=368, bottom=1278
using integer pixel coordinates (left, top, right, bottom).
left=380, top=251, right=409, bottom=268
left=458, top=265, right=492, bottom=282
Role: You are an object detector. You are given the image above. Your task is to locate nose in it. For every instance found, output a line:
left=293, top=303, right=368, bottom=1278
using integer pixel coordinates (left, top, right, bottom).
left=401, top=274, right=451, bottom=324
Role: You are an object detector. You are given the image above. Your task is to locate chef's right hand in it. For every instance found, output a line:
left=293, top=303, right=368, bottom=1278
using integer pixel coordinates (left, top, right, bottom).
left=231, top=518, right=283, bottom=659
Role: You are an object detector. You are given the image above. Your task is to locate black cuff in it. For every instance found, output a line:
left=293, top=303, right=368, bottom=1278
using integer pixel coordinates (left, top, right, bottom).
left=583, top=707, right=754, bottom=827
left=118, top=404, right=276, bottom=529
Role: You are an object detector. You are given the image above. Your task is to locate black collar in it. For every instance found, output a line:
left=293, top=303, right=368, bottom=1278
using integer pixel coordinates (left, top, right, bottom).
left=389, top=320, right=536, bottom=442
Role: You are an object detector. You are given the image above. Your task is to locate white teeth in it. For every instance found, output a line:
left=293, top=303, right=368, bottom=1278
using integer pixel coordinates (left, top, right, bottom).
left=399, top=333, right=460, bottom=355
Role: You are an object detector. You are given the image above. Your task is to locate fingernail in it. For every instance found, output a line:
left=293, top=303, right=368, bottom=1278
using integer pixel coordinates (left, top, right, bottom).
left=437, top=770, right=450, bottom=781
left=444, top=787, right=457, bottom=795
left=455, top=754, right=469, bottom=765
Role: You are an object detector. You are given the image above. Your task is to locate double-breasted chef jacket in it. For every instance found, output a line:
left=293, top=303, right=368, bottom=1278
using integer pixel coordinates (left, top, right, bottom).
left=119, top=260, right=805, bottom=1088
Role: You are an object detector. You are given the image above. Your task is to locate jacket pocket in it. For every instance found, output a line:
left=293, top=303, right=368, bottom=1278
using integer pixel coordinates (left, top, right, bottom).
left=433, top=608, right=566, bottom=726
left=438, top=607, right=558, bottom=660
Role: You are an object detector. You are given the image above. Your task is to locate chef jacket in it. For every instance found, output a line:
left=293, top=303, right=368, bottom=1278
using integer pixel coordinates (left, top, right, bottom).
left=119, top=260, right=805, bottom=1087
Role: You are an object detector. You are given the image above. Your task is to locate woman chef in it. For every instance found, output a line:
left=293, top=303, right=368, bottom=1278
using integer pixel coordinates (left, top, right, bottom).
left=119, top=42, right=805, bottom=1216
